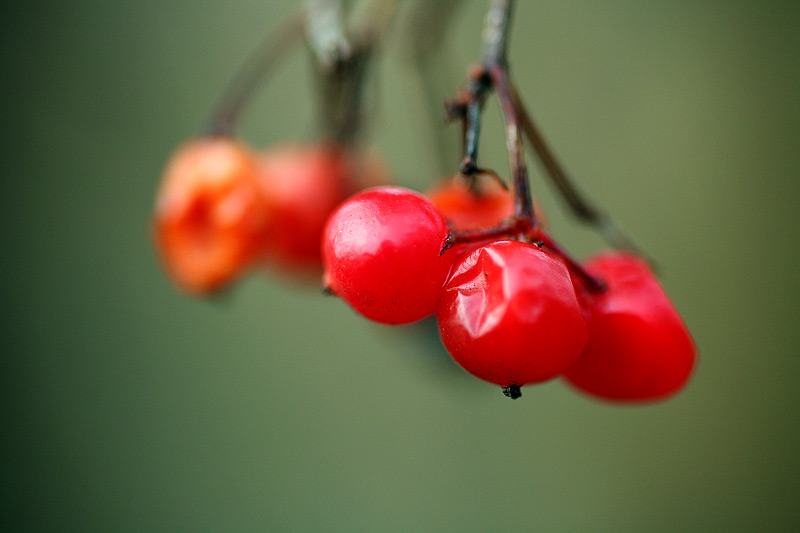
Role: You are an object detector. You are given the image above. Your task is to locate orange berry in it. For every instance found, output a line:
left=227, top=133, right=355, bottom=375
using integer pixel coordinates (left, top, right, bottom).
left=153, top=138, right=269, bottom=294
left=427, top=175, right=547, bottom=231
left=426, top=175, right=514, bottom=230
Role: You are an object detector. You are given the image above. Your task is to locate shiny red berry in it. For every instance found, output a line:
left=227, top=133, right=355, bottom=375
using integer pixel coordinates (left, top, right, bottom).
left=564, top=252, right=696, bottom=402
left=322, top=186, right=451, bottom=324
left=153, top=138, right=269, bottom=294
left=437, top=240, right=588, bottom=391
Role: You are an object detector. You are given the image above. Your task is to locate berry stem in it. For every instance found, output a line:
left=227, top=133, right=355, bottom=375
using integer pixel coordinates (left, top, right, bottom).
left=479, top=0, right=539, bottom=226
left=309, top=0, right=398, bottom=146
left=207, top=9, right=305, bottom=137
left=305, top=0, right=352, bottom=72
left=510, top=83, right=649, bottom=258
left=461, top=98, right=483, bottom=175
left=443, top=220, right=606, bottom=293
left=537, top=232, right=607, bottom=293
left=441, top=218, right=531, bottom=255
left=207, top=0, right=396, bottom=144
left=457, top=72, right=493, bottom=182
left=480, top=0, right=607, bottom=292
left=447, top=1, right=538, bottom=221
left=481, top=0, right=512, bottom=67
left=440, top=1, right=620, bottom=294
left=490, top=65, right=537, bottom=225
left=307, top=0, right=357, bottom=144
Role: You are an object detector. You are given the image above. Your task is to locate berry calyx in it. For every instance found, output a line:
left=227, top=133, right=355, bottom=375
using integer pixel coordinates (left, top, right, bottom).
left=564, top=252, right=696, bottom=402
left=153, top=137, right=269, bottom=294
left=437, top=240, right=588, bottom=391
left=322, top=186, right=451, bottom=324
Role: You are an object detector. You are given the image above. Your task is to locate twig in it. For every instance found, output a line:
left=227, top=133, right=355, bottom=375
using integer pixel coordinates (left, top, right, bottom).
left=444, top=0, right=607, bottom=292
left=510, top=84, right=648, bottom=258
left=207, top=9, right=306, bottom=137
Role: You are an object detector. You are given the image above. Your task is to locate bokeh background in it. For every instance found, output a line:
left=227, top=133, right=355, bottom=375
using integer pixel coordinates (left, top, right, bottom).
left=3, top=1, right=799, bottom=531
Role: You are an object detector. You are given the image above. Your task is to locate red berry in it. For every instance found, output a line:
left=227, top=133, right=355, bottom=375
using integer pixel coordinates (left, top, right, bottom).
left=322, top=186, right=451, bottom=324
left=564, top=252, right=696, bottom=402
left=437, top=240, right=588, bottom=389
left=256, top=145, right=352, bottom=271
left=256, top=145, right=392, bottom=274
left=153, top=138, right=269, bottom=294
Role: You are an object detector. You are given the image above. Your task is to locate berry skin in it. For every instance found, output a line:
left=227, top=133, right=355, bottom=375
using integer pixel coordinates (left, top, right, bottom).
left=256, top=145, right=353, bottom=271
left=426, top=176, right=514, bottom=231
left=153, top=138, right=269, bottom=294
left=437, top=240, right=588, bottom=389
left=427, top=175, right=547, bottom=233
left=322, top=186, right=451, bottom=325
left=564, top=252, right=696, bottom=402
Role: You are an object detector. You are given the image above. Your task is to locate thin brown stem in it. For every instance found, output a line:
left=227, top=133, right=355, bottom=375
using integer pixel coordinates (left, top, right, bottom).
left=309, top=0, right=400, bottom=146
left=441, top=218, right=531, bottom=255
left=444, top=217, right=605, bottom=293
left=458, top=72, right=492, bottom=176
left=536, top=232, right=606, bottom=292
left=478, top=0, right=537, bottom=224
left=461, top=99, right=482, bottom=174
left=339, top=42, right=384, bottom=146
left=490, top=65, right=536, bottom=224
left=442, top=0, right=610, bottom=293
left=305, top=0, right=352, bottom=72
left=207, top=10, right=306, bottom=137
left=510, top=83, right=648, bottom=257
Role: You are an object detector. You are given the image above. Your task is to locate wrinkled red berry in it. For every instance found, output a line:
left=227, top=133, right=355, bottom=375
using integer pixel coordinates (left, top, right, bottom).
left=437, top=240, right=588, bottom=388
left=564, top=252, right=696, bottom=402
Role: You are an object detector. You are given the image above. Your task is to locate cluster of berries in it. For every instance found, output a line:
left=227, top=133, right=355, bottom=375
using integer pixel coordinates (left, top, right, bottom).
left=322, top=184, right=696, bottom=401
left=153, top=137, right=385, bottom=293
left=154, top=142, right=696, bottom=402
left=152, top=1, right=697, bottom=404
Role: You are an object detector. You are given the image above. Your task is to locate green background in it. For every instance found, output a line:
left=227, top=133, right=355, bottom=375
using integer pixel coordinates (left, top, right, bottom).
left=3, top=1, right=799, bottom=531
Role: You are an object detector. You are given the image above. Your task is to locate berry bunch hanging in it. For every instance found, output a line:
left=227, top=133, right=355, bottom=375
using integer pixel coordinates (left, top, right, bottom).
left=152, top=0, right=696, bottom=403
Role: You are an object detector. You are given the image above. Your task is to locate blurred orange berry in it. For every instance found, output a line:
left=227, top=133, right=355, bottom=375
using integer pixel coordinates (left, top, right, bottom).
left=153, top=137, right=269, bottom=294
left=427, top=174, right=547, bottom=231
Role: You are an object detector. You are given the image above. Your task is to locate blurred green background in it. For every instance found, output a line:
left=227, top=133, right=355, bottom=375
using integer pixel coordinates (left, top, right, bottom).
left=2, top=1, right=799, bottom=531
